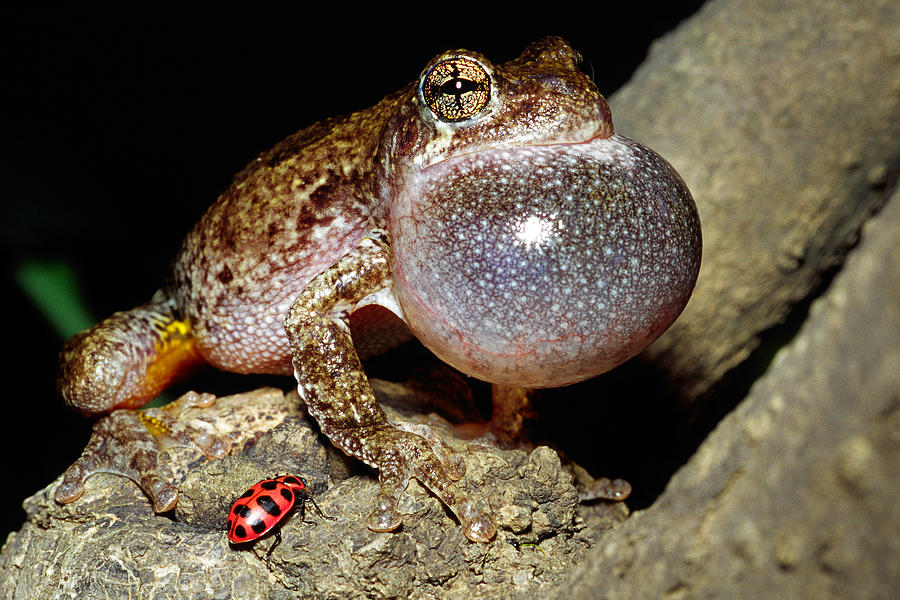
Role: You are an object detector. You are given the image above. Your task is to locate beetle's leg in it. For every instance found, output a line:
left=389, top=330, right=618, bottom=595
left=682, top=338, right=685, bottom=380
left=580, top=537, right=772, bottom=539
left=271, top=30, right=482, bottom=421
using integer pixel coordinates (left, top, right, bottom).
left=265, top=530, right=282, bottom=565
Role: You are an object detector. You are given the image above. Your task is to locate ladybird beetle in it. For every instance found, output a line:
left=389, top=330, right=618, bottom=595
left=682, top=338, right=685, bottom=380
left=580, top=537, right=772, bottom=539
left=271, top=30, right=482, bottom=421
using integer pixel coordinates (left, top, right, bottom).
left=226, top=475, right=330, bottom=558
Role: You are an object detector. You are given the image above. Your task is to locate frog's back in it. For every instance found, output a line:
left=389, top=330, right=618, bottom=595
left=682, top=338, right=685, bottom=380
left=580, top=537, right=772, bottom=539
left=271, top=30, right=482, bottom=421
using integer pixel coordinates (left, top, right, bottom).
left=170, top=93, right=409, bottom=374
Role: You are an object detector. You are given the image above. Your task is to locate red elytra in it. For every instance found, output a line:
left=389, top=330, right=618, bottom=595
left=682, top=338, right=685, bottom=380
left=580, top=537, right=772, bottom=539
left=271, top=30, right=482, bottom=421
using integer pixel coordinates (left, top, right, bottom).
left=226, top=475, right=327, bottom=546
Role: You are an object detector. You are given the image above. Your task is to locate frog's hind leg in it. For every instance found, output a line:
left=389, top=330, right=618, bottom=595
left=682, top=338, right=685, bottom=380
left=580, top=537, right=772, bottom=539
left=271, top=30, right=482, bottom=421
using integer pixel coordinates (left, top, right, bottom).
left=55, top=292, right=222, bottom=511
left=57, top=290, right=203, bottom=415
left=53, top=392, right=223, bottom=511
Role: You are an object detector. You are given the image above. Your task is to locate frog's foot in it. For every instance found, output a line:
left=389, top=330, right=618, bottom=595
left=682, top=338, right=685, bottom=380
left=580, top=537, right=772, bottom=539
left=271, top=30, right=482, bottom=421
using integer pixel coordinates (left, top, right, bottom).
left=361, top=424, right=497, bottom=543
left=55, top=391, right=226, bottom=512
left=578, top=476, right=632, bottom=502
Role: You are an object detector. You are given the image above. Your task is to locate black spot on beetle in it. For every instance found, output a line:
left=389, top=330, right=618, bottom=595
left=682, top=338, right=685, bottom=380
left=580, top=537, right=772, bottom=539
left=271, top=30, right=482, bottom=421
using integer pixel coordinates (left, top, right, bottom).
left=261, top=480, right=278, bottom=490
left=257, top=495, right=282, bottom=517
left=234, top=525, right=247, bottom=539
left=250, top=519, right=268, bottom=534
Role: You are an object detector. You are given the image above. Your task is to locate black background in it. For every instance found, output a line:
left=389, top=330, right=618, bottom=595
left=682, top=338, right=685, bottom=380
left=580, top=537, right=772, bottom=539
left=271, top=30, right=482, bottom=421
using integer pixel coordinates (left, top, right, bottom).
left=2, top=4, right=706, bottom=541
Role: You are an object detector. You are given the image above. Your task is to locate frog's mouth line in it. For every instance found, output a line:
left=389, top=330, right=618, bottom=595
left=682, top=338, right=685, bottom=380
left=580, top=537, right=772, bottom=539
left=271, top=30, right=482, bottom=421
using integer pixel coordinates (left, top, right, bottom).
left=419, top=113, right=616, bottom=172
left=421, top=133, right=623, bottom=174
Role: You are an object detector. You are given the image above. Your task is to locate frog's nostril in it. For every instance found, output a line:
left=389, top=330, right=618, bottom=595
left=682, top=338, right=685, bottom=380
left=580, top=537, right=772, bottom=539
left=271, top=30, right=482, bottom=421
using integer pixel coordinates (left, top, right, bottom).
left=535, top=74, right=568, bottom=91
left=535, top=73, right=594, bottom=99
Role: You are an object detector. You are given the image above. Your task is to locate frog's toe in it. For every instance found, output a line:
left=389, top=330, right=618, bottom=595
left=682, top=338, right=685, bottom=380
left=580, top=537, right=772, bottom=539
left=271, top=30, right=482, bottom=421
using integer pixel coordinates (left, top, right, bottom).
left=55, top=448, right=181, bottom=512
left=54, top=467, right=86, bottom=504
left=366, top=491, right=405, bottom=532
left=458, top=501, right=498, bottom=543
left=578, top=476, right=632, bottom=502
left=140, top=391, right=228, bottom=459
left=141, top=474, right=179, bottom=512
left=161, top=390, right=216, bottom=417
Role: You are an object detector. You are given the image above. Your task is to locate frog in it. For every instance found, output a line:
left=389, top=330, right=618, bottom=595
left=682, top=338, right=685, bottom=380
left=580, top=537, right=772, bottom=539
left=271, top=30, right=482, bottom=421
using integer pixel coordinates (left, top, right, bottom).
left=54, top=36, right=702, bottom=543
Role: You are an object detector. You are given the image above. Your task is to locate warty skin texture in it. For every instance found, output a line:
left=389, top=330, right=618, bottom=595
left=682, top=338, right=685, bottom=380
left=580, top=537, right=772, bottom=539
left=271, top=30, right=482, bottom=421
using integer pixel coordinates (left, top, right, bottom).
left=55, top=36, right=700, bottom=543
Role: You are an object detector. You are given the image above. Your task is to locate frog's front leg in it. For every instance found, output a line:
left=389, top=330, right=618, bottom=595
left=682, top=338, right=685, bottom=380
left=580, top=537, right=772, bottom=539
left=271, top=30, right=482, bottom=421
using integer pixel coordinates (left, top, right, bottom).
left=285, top=230, right=497, bottom=543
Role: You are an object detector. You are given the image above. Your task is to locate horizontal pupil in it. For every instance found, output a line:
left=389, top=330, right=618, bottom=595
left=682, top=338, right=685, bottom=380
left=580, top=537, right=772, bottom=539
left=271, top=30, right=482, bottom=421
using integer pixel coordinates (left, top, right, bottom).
left=441, top=78, right=477, bottom=95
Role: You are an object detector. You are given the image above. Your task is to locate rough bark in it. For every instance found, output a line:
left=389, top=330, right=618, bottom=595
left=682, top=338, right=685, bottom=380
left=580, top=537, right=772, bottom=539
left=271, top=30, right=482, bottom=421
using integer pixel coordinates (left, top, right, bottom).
left=617, top=0, right=900, bottom=402
left=0, top=386, right=627, bottom=600
left=557, top=168, right=900, bottom=600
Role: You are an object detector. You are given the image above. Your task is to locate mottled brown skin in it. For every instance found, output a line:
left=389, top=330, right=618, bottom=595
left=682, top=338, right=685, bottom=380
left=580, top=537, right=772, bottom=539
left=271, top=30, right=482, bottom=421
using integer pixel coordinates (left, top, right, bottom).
left=170, top=95, right=410, bottom=377
left=55, top=37, right=700, bottom=543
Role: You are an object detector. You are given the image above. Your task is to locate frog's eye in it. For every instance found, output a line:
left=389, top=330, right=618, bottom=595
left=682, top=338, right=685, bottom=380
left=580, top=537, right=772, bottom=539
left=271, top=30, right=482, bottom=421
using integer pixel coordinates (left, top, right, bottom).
left=421, top=57, right=490, bottom=123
